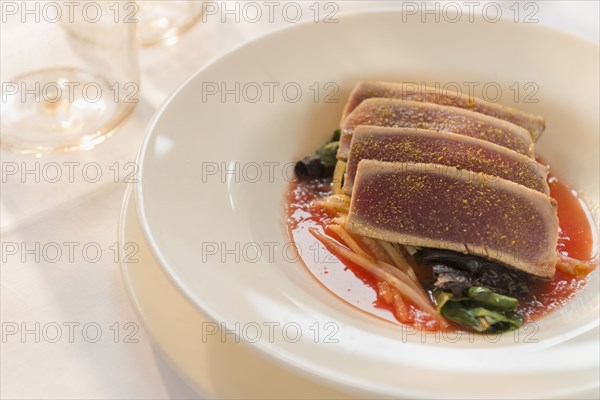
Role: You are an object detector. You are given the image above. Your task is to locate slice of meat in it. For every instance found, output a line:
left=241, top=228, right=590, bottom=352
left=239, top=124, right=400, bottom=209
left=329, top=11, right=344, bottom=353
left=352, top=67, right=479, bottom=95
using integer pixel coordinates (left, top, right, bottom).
left=346, top=160, right=558, bottom=278
left=344, top=126, right=549, bottom=195
left=337, top=98, right=534, bottom=160
left=341, top=81, right=545, bottom=140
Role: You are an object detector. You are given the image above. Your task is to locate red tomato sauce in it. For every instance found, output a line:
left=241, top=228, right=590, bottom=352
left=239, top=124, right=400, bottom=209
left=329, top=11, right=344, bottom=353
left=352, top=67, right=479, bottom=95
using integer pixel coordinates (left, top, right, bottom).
left=285, top=171, right=597, bottom=330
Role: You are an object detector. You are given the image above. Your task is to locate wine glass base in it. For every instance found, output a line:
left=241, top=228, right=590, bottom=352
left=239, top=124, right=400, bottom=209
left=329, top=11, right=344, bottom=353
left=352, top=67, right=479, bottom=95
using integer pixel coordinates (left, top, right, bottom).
left=1, top=67, right=136, bottom=155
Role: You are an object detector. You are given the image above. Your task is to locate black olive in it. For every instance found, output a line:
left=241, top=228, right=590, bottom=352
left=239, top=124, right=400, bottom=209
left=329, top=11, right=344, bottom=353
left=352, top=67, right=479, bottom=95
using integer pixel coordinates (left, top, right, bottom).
left=294, top=156, right=335, bottom=180
left=418, top=248, right=531, bottom=297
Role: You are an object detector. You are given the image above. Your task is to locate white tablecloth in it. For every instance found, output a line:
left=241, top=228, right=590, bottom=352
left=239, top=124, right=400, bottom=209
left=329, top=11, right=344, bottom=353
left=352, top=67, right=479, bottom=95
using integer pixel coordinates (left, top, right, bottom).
left=2, top=2, right=598, bottom=398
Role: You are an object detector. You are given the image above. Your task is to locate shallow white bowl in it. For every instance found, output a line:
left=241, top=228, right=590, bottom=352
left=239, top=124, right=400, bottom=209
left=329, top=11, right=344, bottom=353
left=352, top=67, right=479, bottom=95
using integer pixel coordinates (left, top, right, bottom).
left=136, top=10, right=599, bottom=398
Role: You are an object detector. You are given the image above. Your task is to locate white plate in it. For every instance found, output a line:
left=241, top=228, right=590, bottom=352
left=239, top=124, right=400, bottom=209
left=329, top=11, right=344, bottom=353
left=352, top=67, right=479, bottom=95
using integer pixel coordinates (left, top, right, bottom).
left=135, top=10, right=600, bottom=398
left=120, top=186, right=598, bottom=399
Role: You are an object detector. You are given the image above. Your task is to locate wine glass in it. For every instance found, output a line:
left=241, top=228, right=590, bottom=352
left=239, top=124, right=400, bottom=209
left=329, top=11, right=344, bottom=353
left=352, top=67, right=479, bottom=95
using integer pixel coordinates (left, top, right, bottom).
left=1, top=1, right=140, bottom=154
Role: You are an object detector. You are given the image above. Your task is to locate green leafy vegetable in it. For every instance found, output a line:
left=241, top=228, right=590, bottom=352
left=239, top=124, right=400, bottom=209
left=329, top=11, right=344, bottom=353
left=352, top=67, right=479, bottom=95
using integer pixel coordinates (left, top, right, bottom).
left=330, top=129, right=341, bottom=142
left=438, top=302, right=488, bottom=332
left=466, top=286, right=518, bottom=310
left=469, top=307, right=523, bottom=332
left=433, top=288, right=523, bottom=333
left=316, top=141, right=339, bottom=167
left=434, top=290, right=466, bottom=312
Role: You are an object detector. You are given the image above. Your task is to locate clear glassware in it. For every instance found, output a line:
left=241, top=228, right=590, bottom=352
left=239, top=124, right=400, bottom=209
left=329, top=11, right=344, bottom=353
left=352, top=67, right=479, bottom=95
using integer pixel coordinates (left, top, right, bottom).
left=136, top=1, right=203, bottom=46
left=0, top=1, right=140, bottom=154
